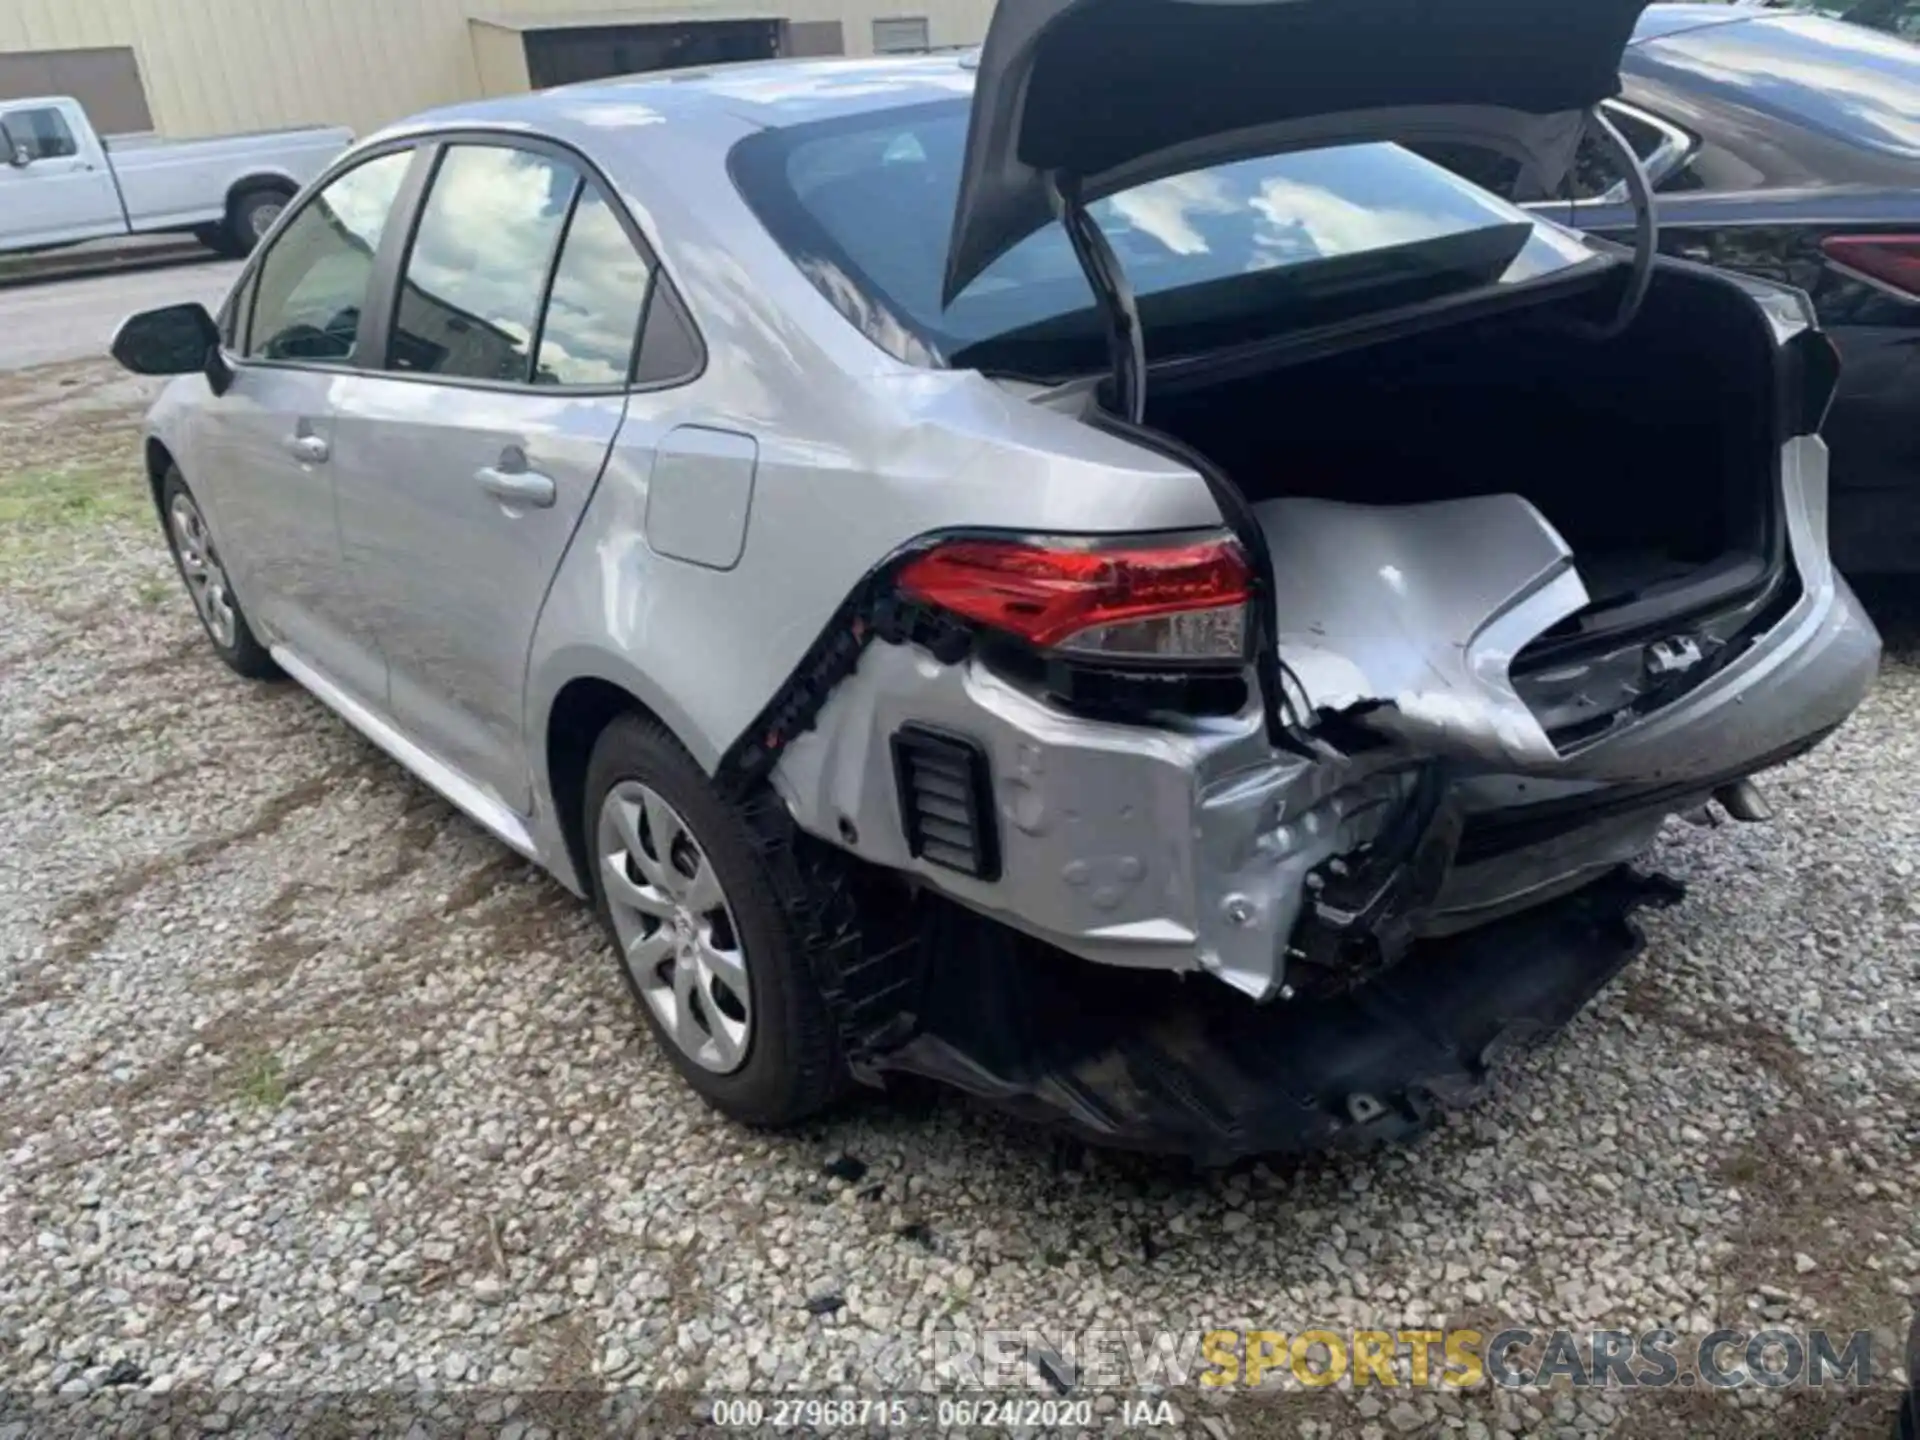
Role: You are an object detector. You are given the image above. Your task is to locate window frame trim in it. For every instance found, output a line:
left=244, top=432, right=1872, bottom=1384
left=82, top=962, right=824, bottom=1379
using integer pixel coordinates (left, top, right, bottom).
left=374, top=137, right=589, bottom=389
left=219, top=124, right=707, bottom=396
left=361, top=128, right=701, bottom=397
left=522, top=177, right=588, bottom=384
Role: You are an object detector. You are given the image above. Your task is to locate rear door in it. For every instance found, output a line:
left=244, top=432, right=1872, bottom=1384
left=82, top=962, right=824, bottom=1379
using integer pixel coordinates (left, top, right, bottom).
left=328, top=138, right=656, bottom=816
left=0, top=99, right=123, bottom=248
left=193, top=145, right=420, bottom=706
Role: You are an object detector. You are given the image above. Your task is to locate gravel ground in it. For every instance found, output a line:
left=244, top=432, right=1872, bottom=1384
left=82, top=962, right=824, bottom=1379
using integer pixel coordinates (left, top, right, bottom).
left=1, top=358, right=1916, bottom=1438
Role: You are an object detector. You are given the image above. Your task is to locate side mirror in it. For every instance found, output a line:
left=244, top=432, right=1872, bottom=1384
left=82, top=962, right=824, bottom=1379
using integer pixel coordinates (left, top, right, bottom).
left=110, top=302, right=233, bottom=394
left=0, top=121, right=28, bottom=168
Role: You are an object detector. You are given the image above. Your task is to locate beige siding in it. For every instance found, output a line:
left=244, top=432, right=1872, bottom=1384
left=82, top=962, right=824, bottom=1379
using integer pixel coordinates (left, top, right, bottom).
left=469, top=19, right=532, bottom=98
left=0, top=0, right=994, bottom=140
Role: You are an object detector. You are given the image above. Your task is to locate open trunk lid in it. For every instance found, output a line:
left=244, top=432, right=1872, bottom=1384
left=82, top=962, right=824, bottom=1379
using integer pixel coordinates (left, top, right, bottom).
left=943, top=0, right=1655, bottom=303
left=948, top=0, right=1683, bottom=763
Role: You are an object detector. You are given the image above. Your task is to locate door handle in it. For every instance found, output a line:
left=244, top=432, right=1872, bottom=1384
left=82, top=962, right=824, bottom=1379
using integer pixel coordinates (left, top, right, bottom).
left=288, top=434, right=329, bottom=464
left=477, top=465, right=556, bottom=509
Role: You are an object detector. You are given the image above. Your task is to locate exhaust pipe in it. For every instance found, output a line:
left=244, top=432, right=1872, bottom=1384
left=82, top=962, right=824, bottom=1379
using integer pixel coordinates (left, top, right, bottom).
left=1713, top=777, right=1773, bottom=823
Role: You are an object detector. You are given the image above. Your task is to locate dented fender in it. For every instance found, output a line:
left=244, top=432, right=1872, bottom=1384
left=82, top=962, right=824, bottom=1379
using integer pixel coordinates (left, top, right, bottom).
left=1259, top=494, right=1590, bottom=767
left=770, top=640, right=1412, bottom=1000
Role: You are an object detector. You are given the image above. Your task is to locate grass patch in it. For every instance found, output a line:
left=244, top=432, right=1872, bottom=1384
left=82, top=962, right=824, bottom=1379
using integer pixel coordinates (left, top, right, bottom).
left=136, top=576, right=173, bottom=608
left=234, top=1050, right=289, bottom=1109
left=0, top=464, right=150, bottom=571
left=0, top=465, right=147, bottom=532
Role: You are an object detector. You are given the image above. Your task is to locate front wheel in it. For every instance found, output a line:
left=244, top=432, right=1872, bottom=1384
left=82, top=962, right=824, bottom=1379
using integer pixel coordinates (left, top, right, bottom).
left=585, top=714, right=845, bottom=1126
left=159, top=470, right=279, bottom=679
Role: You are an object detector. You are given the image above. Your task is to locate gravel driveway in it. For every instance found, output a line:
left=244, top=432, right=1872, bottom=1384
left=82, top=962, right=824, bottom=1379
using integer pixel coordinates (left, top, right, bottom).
left=2, top=358, right=1916, bottom=1438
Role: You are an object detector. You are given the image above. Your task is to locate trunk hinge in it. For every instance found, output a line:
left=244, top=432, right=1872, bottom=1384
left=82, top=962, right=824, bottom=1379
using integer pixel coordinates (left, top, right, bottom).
left=1053, top=170, right=1325, bottom=761
left=1563, top=105, right=1658, bottom=340
left=1051, top=172, right=1147, bottom=424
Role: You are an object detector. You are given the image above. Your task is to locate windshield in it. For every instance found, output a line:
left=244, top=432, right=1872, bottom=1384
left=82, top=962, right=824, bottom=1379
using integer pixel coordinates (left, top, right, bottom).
left=730, top=99, right=1598, bottom=372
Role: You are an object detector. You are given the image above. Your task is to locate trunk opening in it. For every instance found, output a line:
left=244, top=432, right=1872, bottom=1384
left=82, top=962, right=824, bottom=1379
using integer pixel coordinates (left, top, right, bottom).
left=1137, top=264, right=1791, bottom=749
left=1146, top=265, right=1779, bottom=621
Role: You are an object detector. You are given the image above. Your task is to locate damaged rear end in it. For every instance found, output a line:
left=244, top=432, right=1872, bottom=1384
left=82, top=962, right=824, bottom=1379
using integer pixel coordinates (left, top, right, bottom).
left=742, top=0, right=1881, bottom=1155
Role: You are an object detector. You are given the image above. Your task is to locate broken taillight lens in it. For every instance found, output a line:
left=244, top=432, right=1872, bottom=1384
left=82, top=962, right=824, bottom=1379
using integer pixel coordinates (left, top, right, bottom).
left=895, top=534, right=1251, bottom=662
left=1820, top=234, right=1920, bottom=300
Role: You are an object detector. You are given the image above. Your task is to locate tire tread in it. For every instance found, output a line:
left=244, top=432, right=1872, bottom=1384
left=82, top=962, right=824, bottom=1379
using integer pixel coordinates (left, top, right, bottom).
left=585, top=713, right=848, bottom=1127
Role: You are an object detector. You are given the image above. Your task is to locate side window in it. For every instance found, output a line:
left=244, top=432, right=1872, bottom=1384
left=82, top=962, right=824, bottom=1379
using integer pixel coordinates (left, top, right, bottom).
left=635, top=282, right=703, bottom=387
left=389, top=144, right=578, bottom=384
left=6, top=107, right=79, bottom=163
left=246, top=149, right=413, bottom=363
left=535, top=188, right=653, bottom=386
left=1568, top=105, right=1687, bottom=201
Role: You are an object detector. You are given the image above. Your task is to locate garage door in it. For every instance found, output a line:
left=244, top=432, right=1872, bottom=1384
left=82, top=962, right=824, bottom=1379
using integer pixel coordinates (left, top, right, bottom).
left=0, top=46, right=152, bottom=136
left=523, top=21, right=782, bottom=88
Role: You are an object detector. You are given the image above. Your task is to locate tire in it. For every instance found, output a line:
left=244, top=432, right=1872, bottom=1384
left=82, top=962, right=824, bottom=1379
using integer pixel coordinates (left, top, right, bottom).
left=224, top=186, right=290, bottom=256
left=159, top=469, right=280, bottom=680
left=585, top=713, right=845, bottom=1126
left=1901, top=1312, right=1919, bottom=1440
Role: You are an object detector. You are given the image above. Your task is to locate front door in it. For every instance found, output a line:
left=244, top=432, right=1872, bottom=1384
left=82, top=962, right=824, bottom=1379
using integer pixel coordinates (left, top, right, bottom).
left=194, top=146, right=419, bottom=707
left=329, top=142, right=656, bottom=815
left=0, top=101, right=122, bottom=249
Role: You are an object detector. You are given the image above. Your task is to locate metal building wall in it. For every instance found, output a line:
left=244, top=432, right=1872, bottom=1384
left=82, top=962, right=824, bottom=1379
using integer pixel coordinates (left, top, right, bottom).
left=0, top=0, right=994, bottom=140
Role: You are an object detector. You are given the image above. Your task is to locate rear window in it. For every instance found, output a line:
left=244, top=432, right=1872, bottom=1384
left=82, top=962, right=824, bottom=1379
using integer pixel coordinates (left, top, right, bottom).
left=731, top=99, right=1598, bottom=372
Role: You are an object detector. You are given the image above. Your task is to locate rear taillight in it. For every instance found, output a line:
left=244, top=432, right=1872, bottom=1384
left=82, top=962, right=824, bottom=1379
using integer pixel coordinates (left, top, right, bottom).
left=1820, top=234, right=1920, bottom=300
left=895, top=534, right=1251, bottom=663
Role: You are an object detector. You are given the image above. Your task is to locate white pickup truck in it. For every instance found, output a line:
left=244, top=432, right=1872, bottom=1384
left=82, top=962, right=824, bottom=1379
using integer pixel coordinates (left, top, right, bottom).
left=0, top=96, right=349, bottom=259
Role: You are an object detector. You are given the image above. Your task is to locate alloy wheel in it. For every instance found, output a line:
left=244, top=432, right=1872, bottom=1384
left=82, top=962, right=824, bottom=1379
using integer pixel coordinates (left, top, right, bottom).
left=597, top=780, right=752, bottom=1073
left=169, top=492, right=237, bottom=649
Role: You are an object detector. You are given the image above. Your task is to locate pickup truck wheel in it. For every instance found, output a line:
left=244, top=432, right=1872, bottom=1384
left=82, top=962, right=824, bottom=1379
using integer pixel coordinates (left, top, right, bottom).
left=586, top=714, right=845, bottom=1126
left=159, top=470, right=279, bottom=680
left=224, top=187, right=289, bottom=256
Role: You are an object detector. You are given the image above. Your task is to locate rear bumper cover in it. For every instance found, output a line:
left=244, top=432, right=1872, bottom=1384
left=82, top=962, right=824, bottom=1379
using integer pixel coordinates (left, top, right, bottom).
left=771, top=436, right=1879, bottom=1003
left=878, top=865, right=1685, bottom=1163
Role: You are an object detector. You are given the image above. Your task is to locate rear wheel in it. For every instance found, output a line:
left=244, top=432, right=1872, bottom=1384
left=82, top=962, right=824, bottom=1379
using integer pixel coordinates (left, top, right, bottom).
left=585, top=714, right=844, bottom=1125
left=1901, top=1312, right=1919, bottom=1440
left=159, top=470, right=279, bottom=680
left=222, top=186, right=290, bottom=256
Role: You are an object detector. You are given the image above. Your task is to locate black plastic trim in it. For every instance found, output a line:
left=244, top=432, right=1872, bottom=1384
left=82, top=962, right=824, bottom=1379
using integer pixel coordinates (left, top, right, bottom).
left=868, top=866, right=1685, bottom=1162
left=891, top=724, right=1002, bottom=882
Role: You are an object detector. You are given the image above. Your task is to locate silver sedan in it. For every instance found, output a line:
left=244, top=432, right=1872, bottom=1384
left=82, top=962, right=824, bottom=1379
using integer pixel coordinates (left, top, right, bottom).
left=110, top=0, right=1879, bottom=1160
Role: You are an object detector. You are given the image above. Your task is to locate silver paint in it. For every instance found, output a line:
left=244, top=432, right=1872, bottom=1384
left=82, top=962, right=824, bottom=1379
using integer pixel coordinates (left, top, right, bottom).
left=771, top=638, right=1418, bottom=1000
left=1257, top=494, right=1590, bottom=768
left=136, top=56, right=1881, bottom=1009
left=643, top=426, right=758, bottom=571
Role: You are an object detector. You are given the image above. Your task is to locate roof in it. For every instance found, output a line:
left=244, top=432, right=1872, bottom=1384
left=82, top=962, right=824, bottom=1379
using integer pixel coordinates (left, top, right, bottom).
left=1630, top=3, right=1767, bottom=43
left=470, top=9, right=764, bottom=32
left=379, top=54, right=977, bottom=150
left=1626, top=8, right=1920, bottom=157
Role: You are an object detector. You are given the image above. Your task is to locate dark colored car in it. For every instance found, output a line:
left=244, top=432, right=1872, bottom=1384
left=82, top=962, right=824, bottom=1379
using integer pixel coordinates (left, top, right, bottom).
left=1770, top=0, right=1919, bottom=40
left=1903, top=1308, right=1919, bottom=1440
left=1538, top=5, right=1920, bottom=574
